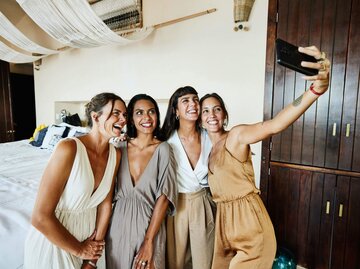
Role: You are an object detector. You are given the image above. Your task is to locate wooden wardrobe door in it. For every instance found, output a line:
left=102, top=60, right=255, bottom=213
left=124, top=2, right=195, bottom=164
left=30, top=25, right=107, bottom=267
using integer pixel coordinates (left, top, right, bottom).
left=270, top=0, right=336, bottom=166
left=272, top=0, right=309, bottom=163
left=331, top=176, right=350, bottom=269
left=267, top=165, right=339, bottom=268
left=338, top=0, right=360, bottom=171
left=311, top=0, right=336, bottom=168
left=342, top=177, right=360, bottom=268
left=0, top=61, right=14, bottom=142
left=10, top=73, right=36, bottom=141
left=305, top=172, right=331, bottom=269
left=268, top=0, right=357, bottom=169
left=324, top=0, right=353, bottom=169
left=313, top=174, right=336, bottom=269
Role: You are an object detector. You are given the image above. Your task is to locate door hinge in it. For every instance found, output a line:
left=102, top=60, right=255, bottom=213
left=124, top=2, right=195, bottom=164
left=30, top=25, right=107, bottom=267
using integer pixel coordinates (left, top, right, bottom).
left=268, top=168, right=271, bottom=175
left=270, top=141, right=273, bottom=151
left=276, top=12, right=279, bottom=23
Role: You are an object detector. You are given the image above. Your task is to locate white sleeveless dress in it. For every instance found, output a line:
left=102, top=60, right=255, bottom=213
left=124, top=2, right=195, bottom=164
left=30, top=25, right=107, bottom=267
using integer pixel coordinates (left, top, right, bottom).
left=24, top=138, right=116, bottom=269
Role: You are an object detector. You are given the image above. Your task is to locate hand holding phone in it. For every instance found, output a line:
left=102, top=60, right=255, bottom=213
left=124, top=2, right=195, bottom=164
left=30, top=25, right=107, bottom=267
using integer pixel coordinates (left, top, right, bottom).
left=276, top=38, right=318, bottom=76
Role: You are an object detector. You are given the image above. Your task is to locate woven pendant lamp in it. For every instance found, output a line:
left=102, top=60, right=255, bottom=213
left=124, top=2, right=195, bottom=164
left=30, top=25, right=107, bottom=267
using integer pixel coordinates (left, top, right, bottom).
left=234, top=0, right=255, bottom=23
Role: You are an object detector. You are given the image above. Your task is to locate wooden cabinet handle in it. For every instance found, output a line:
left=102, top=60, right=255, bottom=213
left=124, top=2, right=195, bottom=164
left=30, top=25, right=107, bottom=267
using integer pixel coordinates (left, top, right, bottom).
left=346, top=124, right=351, bottom=137
left=326, top=201, right=330, bottom=214
left=339, top=204, right=343, bottom=218
left=332, top=123, right=337, bottom=136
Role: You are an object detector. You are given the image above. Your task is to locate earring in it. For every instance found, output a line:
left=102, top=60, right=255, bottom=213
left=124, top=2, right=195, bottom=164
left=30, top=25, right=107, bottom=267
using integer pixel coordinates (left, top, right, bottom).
left=176, top=115, right=179, bottom=120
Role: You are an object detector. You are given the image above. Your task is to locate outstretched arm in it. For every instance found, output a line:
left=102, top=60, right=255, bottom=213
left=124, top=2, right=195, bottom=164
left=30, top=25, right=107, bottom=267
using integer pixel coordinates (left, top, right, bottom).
left=228, top=45, right=330, bottom=150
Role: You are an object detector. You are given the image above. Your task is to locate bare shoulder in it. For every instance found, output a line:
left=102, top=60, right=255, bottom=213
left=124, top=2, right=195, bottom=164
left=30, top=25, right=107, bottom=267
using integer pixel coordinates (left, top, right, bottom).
left=41, top=139, right=77, bottom=183
left=51, top=138, right=77, bottom=160
left=226, top=125, right=251, bottom=154
left=226, top=124, right=246, bottom=145
left=229, top=123, right=249, bottom=134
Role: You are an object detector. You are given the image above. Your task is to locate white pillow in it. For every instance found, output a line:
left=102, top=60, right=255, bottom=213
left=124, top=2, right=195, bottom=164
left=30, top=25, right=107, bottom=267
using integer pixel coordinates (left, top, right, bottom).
left=58, top=122, right=78, bottom=128
left=67, top=126, right=89, bottom=137
left=41, top=125, right=66, bottom=149
left=47, top=134, right=63, bottom=151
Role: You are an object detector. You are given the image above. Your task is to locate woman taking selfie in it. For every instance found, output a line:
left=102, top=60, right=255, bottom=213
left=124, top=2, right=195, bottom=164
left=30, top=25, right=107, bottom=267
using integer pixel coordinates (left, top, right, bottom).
left=199, top=46, right=330, bottom=269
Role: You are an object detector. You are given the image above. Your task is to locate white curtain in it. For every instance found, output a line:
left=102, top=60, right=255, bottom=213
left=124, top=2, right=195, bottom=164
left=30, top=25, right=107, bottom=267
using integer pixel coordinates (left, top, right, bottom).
left=0, top=12, right=58, bottom=55
left=0, top=40, right=43, bottom=63
left=17, top=0, right=153, bottom=48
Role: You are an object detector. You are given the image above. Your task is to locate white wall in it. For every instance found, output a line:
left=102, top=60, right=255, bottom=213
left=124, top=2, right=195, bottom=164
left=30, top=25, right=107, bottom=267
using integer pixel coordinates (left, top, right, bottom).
left=34, top=0, right=269, bottom=186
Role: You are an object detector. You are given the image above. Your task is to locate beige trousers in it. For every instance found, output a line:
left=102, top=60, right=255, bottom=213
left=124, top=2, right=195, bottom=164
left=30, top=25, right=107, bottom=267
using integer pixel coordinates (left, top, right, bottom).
left=166, top=188, right=216, bottom=269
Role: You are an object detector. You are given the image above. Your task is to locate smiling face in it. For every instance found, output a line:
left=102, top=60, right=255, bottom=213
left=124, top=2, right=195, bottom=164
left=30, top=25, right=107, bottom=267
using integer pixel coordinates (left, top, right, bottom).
left=176, top=93, right=200, bottom=122
left=201, top=96, right=227, bottom=133
left=96, top=99, right=127, bottom=138
left=132, top=99, right=158, bottom=136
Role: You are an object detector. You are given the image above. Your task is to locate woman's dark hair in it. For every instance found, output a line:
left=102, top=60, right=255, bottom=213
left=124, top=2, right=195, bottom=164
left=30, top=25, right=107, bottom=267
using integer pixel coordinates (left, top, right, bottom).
left=199, top=92, right=229, bottom=127
left=160, top=86, right=200, bottom=140
left=85, top=92, right=126, bottom=128
left=127, top=94, right=161, bottom=139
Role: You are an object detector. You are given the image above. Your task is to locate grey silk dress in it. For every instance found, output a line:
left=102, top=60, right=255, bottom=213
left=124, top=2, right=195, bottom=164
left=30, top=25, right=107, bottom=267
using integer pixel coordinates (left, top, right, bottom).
left=106, top=141, right=177, bottom=269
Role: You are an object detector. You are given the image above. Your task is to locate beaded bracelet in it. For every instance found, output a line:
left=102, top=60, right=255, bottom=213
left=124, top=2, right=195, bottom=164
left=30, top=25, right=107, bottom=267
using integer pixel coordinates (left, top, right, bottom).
left=309, top=83, right=323, bottom=96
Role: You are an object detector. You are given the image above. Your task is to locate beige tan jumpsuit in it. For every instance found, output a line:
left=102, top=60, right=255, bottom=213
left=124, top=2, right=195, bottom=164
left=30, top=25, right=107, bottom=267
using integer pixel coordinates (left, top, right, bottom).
left=208, top=145, right=276, bottom=269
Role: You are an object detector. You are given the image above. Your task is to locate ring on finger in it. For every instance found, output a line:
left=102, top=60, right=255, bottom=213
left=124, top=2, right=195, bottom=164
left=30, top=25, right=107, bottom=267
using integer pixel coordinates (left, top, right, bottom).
left=318, top=60, right=326, bottom=71
left=141, top=261, right=147, bottom=266
left=317, top=51, right=326, bottom=62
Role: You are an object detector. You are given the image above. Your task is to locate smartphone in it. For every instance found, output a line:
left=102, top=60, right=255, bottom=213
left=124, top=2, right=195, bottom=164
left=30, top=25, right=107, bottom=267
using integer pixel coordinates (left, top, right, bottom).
left=275, top=38, right=318, bottom=76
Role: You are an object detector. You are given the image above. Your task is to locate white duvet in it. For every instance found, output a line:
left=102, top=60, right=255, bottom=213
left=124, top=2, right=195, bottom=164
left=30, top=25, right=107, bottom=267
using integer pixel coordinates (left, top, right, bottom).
left=0, top=140, right=51, bottom=269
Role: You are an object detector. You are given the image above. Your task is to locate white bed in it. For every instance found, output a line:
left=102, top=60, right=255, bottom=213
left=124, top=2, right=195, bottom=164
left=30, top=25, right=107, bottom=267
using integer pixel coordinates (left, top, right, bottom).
left=0, top=140, right=51, bottom=269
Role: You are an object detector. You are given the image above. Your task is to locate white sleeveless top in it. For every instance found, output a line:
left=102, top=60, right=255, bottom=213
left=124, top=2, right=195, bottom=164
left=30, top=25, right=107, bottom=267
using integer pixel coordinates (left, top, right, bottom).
left=167, top=129, right=212, bottom=193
